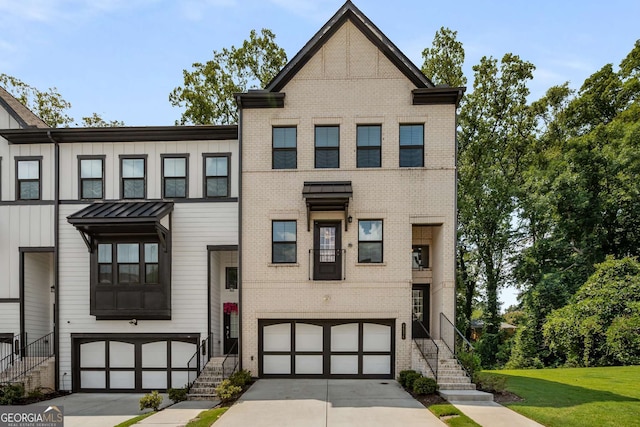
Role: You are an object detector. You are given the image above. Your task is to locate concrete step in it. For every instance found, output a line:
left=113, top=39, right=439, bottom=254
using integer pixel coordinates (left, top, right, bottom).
left=187, top=394, right=218, bottom=401
left=438, top=382, right=478, bottom=391
left=439, top=389, right=493, bottom=402
left=438, top=376, right=472, bottom=384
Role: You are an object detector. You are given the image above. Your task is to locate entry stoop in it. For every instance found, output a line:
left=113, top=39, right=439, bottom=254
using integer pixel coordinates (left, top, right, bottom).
left=439, top=389, right=494, bottom=402
left=187, top=357, right=234, bottom=401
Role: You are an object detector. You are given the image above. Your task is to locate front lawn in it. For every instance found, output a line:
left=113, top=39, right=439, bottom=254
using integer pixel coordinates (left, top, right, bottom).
left=483, top=366, right=640, bottom=427
left=185, top=407, right=229, bottom=427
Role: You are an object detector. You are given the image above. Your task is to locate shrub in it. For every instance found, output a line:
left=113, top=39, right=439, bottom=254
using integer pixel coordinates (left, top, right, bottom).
left=0, top=383, right=25, bottom=405
left=229, top=369, right=252, bottom=387
left=139, top=390, right=163, bottom=411
left=456, top=349, right=482, bottom=377
left=474, top=372, right=507, bottom=393
left=215, top=379, right=242, bottom=403
left=413, top=377, right=438, bottom=395
left=398, top=369, right=422, bottom=390
left=168, top=387, right=187, bottom=402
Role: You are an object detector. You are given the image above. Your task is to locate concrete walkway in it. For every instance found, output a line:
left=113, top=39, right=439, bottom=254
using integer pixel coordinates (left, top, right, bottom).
left=451, top=401, right=544, bottom=427
left=137, top=400, right=218, bottom=426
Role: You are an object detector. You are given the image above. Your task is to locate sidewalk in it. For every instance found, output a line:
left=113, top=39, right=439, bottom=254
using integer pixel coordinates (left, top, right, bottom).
left=136, top=400, right=219, bottom=427
left=451, top=401, right=544, bottom=427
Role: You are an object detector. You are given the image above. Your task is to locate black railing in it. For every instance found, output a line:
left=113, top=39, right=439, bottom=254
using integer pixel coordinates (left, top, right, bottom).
left=187, top=334, right=212, bottom=390
left=0, top=332, right=54, bottom=384
left=308, top=249, right=346, bottom=280
left=221, top=340, right=238, bottom=380
left=440, top=313, right=474, bottom=378
left=412, top=314, right=439, bottom=380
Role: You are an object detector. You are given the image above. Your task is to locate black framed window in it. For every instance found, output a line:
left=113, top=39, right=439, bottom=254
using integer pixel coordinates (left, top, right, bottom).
left=162, top=155, right=188, bottom=198
left=399, top=124, right=424, bottom=167
left=357, top=125, right=381, bottom=168
left=98, top=243, right=112, bottom=283
left=315, top=126, right=339, bottom=168
left=412, top=245, right=430, bottom=269
left=16, top=157, right=41, bottom=200
left=204, top=154, right=229, bottom=198
left=358, top=220, right=383, bottom=263
left=121, top=156, right=146, bottom=199
left=272, top=220, right=296, bottom=263
left=226, top=267, right=238, bottom=290
left=273, top=127, right=297, bottom=169
left=79, top=156, right=104, bottom=199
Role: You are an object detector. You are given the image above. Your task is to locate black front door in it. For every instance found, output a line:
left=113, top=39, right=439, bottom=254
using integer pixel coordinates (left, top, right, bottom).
left=412, top=284, right=430, bottom=338
left=313, top=222, right=342, bottom=280
left=223, top=312, right=238, bottom=354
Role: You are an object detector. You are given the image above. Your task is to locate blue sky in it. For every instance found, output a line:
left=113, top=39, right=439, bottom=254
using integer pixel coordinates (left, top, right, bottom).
left=1, top=0, right=638, bottom=309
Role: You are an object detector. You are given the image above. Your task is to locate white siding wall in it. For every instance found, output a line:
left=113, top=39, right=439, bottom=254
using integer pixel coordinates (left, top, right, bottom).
left=0, top=110, right=23, bottom=130
left=0, top=143, right=54, bottom=201
left=23, top=252, right=54, bottom=343
left=0, top=303, right=20, bottom=335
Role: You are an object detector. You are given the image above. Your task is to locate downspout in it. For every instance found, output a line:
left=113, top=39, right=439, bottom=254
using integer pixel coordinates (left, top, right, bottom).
left=236, top=100, right=243, bottom=370
left=47, top=130, right=60, bottom=391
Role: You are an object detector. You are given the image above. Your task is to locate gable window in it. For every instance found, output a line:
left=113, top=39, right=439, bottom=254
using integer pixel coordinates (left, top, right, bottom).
left=79, top=156, right=104, bottom=199
left=162, top=155, right=188, bottom=198
left=204, top=154, right=229, bottom=198
left=272, top=220, right=296, bottom=263
left=226, top=267, right=238, bottom=290
left=121, top=156, right=146, bottom=199
left=399, top=124, right=424, bottom=167
left=16, top=157, right=41, bottom=200
left=315, top=126, right=339, bottom=168
left=358, top=220, right=383, bottom=263
left=357, top=125, right=381, bottom=168
left=272, top=127, right=297, bottom=169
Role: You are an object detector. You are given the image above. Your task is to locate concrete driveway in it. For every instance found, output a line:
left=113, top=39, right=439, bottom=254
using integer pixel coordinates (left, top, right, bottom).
left=214, top=379, right=446, bottom=427
left=27, top=392, right=171, bottom=427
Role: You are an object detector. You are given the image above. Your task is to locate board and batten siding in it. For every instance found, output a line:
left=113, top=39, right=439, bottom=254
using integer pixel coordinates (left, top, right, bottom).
left=57, top=140, right=239, bottom=200
left=23, top=252, right=54, bottom=344
left=57, top=201, right=238, bottom=389
left=0, top=143, right=54, bottom=201
left=0, top=109, right=24, bottom=130
left=0, top=304, right=20, bottom=336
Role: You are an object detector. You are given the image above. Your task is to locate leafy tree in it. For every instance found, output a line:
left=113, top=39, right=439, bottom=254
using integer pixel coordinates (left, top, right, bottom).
left=169, top=28, right=287, bottom=125
left=543, top=257, right=640, bottom=366
left=80, top=112, right=125, bottom=127
left=421, top=27, right=467, bottom=88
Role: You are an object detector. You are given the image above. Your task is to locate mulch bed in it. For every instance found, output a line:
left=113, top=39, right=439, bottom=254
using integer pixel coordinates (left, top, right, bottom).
left=492, top=390, right=523, bottom=404
left=14, top=389, right=70, bottom=405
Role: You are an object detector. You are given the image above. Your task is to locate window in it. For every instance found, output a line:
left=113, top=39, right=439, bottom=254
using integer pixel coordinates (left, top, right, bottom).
left=204, top=154, right=229, bottom=198
left=272, top=127, right=297, bottom=169
left=79, top=156, right=104, bottom=199
left=357, top=125, right=381, bottom=168
left=399, top=124, right=424, bottom=167
left=121, top=156, right=146, bottom=199
left=315, top=126, right=339, bottom=168
left=162, top=155, right=188, bottom=198
left=16, top=157, right=41, bottom=200
left=412, top=245, right=430, bottom=269
left=226, top=267, right=238, bottom=290
left=272, top=220, right=296, bottom=263
left=97, top=242, right=159, bottom=285
left=358, top=220, right=383, bottom=263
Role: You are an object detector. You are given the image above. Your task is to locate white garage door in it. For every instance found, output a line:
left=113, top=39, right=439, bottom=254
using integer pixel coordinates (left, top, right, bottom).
left=260, top=320, right=394, bottom=378
left=74, top=335, right=198, bottom=392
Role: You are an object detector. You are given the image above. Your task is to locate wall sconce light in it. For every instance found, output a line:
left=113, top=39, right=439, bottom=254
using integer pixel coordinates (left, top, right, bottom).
left=347, top=215, right=353, bottom=223
left=129, top=319, right=138, bottom=326
left=50, top=285, right=55, bottom=293
left=401, top=322, right=406, bottom=340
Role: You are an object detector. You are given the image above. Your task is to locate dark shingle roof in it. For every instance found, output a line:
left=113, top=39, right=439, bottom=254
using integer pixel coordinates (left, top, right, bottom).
left=0, top=86, right=49, bottom=128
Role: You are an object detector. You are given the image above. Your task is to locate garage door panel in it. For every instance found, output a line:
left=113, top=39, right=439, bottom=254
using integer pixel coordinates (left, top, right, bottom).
left=363, top=323, right=391, bottom=352
left=263, top=324, right=291, bottom=352
left=80, top=341, right=105, bottom=368
left=330, top=355, right=359, bottom=374
left=81, top=371, right=106, bottom=388
left=363, top=355, right=391, bottom=375
left=110, top=342, right=135, bottom=368
left=142, top=342, right=167, bottom=368
left=171, top=341, right=196, bottom=368
left=172, top=371, right=189, bottom=389
left=142, top=371, right=167, bottom=389
left=110, top=371, right=135, bottom=389
left=331, top=323, right=359, bottom=351
left=295, top=323, right=323, bottom=352
left=295, top=355, right=323, bottom=374
left=264, top=355, right=291, bottom=374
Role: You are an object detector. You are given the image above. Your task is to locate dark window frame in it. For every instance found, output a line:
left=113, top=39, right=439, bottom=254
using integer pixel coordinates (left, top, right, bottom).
left=314, top=125, right=340, bottom=169
left=203, top=153, right=231, bottom=198
left=78, top=155, right=105, bottom=200
left=412, top=245, right=430, bottom=269
left=399, top=124, right=424, bottom=167
left=119, top=155, right=147, bottom=199
left=356, top=125, right=382, bottom=168
left=272, top=126, right=297, bottom=169
left=225, top=267, right=238, bottom=290
left=15, top=156, right=42, bottom=201
left=161, top=154, right=189, bottom=199
left=358, top=219, right=383, bottom=263
left=272, top=220, right=297, bottom=264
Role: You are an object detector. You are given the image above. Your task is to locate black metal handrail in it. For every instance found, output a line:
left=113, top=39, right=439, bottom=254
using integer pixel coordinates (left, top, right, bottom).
left=221, top=340, right=238, bottom=380
left=187, top=334, right=212, bottom=390
left=0, top=332, right=53, bottom=384
left=440, top=313, right=474, bottom=378
left=412, top=313, right=439, bottom=380
left=308, top=249, right=346, bottom=280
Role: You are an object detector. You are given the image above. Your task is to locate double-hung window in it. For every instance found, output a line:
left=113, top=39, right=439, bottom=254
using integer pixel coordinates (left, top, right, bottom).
left=357, top=125, right=381, bottom=168
left=162, top=155, right=188, bottom=198
left=272, top=127, right=297, bottom=169
left=226, top=267, right=238, bottom=290
left=121, top=156, right=146, bottom=199
left=79, top=156, right=104, bottom=199
left=98, top=242, right=159, bottom=285
left=204, top=154, right=229, bottom=198
left=358, top=220, right=383, bottom=263
left=315, top=126, right=339, bottom=168
left=16, top=157, right=41, bottom=200
left=272, top=220, right=296, bottom=263
left=399, top=124, right=424, bottom=167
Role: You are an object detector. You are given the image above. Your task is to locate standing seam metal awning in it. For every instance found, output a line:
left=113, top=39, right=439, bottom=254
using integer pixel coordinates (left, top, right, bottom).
left=302, top=181, right=352, bottom=231
left=67, top=201, right=174, bottom=251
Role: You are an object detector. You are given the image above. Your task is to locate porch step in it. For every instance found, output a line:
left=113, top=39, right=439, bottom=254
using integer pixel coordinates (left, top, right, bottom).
left=438, top=382, right=478, bottom=391
left=439, top=389, right=493, bottom=401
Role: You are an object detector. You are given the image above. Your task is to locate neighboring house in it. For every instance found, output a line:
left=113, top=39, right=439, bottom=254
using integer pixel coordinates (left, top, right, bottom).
left=0, top=1, right=463, bottom=392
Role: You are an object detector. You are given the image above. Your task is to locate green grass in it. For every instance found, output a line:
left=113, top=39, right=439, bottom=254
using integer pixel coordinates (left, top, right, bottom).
left=429, top=404, right=481, bottom=427
left=113, top=411, right=155, bottom=427
left=484, top=366, right=640, bottom=427
left=185, top=407, right=229, bottom=427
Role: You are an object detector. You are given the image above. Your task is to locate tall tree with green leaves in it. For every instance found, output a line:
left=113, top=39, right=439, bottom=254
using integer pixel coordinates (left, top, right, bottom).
left=169, top=28, right=287, bottom=125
